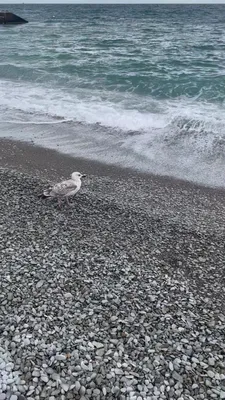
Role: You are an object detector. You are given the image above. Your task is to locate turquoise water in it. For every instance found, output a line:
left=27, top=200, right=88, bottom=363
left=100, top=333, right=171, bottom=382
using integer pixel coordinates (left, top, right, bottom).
left=1, top=4, right=225, bottom=186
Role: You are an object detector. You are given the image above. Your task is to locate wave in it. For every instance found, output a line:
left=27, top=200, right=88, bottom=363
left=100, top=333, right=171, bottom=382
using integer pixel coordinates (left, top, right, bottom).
left=0, top=79, right=225, bottom=187
left=0, top=79, right=224, bottom=138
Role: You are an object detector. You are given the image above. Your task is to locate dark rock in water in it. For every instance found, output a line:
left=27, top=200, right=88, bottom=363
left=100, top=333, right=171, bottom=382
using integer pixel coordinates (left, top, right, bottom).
left=0, top=11, right=28, bottom=24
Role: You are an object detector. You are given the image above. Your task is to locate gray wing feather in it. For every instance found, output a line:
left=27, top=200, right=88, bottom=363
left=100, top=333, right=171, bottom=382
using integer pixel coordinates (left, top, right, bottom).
left=51, top=179, right=78, bottom=197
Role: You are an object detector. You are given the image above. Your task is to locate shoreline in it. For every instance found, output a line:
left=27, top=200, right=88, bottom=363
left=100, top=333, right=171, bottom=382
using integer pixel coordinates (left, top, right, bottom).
left=1, top=137, right=225, bottom=197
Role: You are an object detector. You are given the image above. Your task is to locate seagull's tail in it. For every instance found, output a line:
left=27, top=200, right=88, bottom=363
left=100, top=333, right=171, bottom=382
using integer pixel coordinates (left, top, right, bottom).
left=38, top=189, right=52, bottom=199
left=43, top=189, right=52, bottom=197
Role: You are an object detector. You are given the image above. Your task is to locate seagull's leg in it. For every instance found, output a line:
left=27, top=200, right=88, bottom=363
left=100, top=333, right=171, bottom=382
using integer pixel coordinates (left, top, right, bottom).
left=66, top=197, right=72, bottom=206
left=58, top=198, right=62, bottom=208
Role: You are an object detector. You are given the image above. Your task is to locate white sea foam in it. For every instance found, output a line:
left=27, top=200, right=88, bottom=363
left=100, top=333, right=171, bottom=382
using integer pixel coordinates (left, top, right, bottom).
left=0, top=79, right=225, bottom=187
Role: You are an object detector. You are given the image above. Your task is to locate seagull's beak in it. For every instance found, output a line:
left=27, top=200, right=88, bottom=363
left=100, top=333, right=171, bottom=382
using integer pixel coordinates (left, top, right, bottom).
left=82, top=174, right=86, bottom=178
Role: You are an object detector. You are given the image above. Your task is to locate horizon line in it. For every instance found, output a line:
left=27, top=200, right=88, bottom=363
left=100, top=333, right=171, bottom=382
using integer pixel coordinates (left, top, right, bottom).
left=1, top=1, right=225, bottom=3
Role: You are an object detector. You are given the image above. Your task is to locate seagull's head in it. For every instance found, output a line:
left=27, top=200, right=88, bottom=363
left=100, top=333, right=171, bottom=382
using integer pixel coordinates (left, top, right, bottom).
left=71, top=172, right=86, bottom=180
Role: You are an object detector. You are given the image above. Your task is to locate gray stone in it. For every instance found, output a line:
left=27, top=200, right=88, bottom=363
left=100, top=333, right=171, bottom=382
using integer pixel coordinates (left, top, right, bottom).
left=36, top=280, right=44, bottom=288
left=55, top=355, right=66, bottom=361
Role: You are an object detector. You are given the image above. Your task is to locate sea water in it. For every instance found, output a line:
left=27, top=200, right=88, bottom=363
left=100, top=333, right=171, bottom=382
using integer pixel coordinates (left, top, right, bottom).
left=1, top=4, right=225, bottom=186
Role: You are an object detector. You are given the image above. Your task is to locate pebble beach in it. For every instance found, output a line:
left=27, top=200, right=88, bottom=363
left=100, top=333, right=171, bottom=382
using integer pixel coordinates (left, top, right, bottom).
left=0, top=139, right=225, bottom=400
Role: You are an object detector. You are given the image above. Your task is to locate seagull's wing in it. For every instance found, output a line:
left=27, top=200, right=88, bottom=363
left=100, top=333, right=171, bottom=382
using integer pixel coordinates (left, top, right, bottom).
left=51, top=179, right=78, bottom=197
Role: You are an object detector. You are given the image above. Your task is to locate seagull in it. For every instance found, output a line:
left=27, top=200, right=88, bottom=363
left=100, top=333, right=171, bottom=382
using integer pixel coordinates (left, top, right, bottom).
left=41, top=172, right=86, bottom=206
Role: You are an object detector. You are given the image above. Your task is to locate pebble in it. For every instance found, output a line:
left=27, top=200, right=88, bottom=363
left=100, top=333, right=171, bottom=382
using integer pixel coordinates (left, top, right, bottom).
left=96, top=348, right=105, bottom=357
left=32, top=370, right=40, bottom=377
left=93, top=342, right=104, bottom=349
left=61, top=383, right=69, bottom=392
left=40, top=375, right=48, bottom=383
left=75, top=381, right=81, bottom=391
left=207, top=370, right=215, bottom=378
left=55, top=355, right=66, bottom=361
left=64, top=292, right=73, bottom=299
left=80, top=386, right=86, bottom=395
left=36, top=280, right=44, bottom=288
